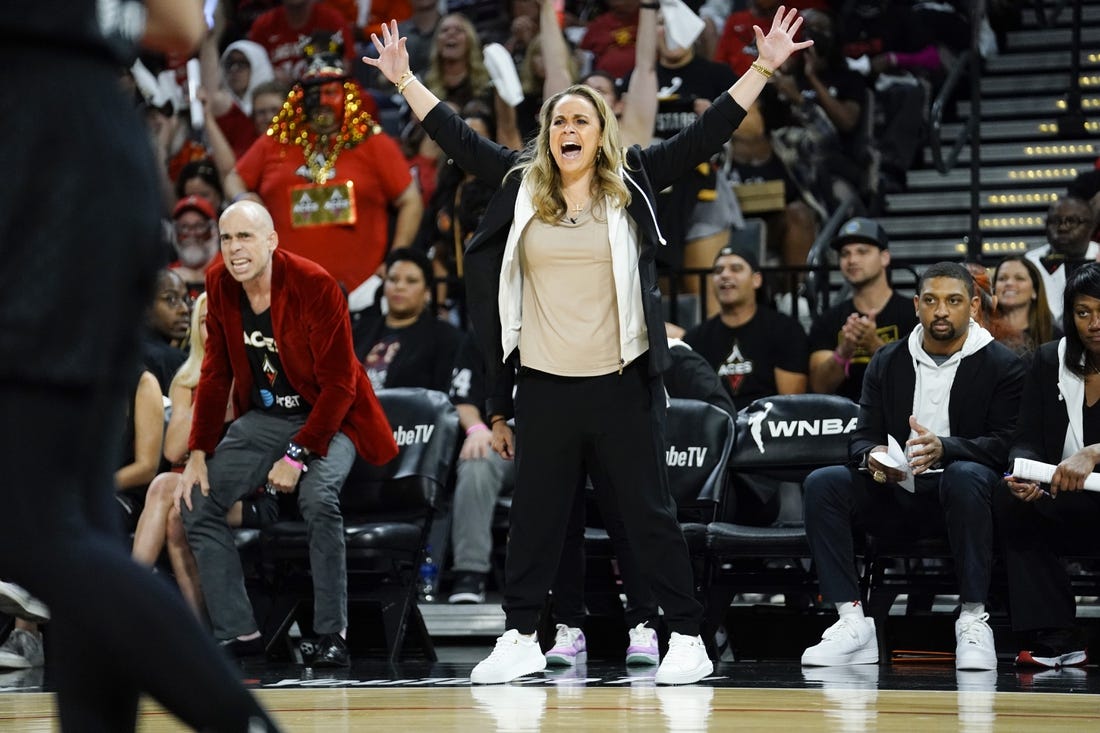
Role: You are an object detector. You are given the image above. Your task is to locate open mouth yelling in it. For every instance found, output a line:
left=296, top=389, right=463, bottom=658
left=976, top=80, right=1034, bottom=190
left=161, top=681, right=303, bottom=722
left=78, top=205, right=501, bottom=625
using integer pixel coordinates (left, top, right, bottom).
left=560, top=142, right=582, bottom=160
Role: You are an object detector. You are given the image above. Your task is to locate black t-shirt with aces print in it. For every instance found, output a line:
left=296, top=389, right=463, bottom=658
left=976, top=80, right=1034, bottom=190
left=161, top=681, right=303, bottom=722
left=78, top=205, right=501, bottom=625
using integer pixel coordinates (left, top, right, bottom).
left=683, top=307, right=810, bottom=411
left=240, top=294, right=310, bottom=416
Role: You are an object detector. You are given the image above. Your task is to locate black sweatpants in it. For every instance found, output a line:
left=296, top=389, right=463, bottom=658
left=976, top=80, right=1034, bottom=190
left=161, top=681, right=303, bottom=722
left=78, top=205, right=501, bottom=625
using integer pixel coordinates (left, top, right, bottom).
left=804, top=461, right=997, bottom=604
left=504, top=356, right=701, bottom=636
left=994, top=485, right=1100, bottom=632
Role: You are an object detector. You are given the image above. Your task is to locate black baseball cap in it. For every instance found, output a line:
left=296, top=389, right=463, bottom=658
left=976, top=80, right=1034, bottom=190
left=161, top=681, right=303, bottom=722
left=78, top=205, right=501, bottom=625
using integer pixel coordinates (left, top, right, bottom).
left=714, top=241, right=760, bottom=272
left=830, top=217, right=889, bottom=251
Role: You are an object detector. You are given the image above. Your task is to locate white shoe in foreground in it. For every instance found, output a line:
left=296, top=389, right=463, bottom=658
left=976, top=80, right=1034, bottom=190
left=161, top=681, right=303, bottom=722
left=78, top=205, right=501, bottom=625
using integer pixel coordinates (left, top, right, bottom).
left=955, top=612, right=997, bottom=671
left=801, top=616, right=878, bottom=666
left=470, top=629, right=547, bottom=684
left=0, top=582, right=49, bottom=624
left=654, top=633, right=712, bottom=685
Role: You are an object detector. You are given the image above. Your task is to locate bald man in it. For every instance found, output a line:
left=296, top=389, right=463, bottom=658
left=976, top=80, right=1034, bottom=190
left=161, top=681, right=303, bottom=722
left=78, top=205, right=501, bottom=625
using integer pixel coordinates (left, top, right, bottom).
left=178, top=201, right=397, bottom=668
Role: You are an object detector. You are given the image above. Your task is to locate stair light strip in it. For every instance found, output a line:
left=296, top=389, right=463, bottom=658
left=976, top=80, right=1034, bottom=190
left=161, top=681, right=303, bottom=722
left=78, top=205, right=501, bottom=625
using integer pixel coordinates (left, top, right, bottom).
left=1056, top=98, right=1100, bottom=110
left=1008, top=168, right=1083, bottom=180
left=1023, top=144, right=1096, bottom=156
left=1038, top=122, right=1100, bottom=133
left=980, top=216, right=1045, bottom=227
left=987, top=193, right=1059, bottom=205
left=981, top=241, right=1030, bottom=253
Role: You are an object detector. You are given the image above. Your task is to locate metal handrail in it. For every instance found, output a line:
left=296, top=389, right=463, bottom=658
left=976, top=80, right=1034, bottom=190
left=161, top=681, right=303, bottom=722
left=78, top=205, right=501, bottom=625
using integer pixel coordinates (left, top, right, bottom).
left=928, top=50, right=977, bottom=175
left=804, top=193, right=860, bottom=315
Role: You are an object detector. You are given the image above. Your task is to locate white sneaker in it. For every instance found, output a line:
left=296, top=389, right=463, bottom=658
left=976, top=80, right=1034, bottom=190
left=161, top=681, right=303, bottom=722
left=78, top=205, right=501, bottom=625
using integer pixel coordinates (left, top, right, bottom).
left=801, top=616, right=878, bottom=666
left=544, top=624, right=586, bottom=667
left=0, top=582, right=49, bottom=624
left=654, top=633, right=712, bottom=685
left=626, top=623, right=660, bottom=665
left=955, top=612, right=997, bottom=671
left=470, top=629, right=546, bottom=684
left=0, top=629, right=44, bottom=669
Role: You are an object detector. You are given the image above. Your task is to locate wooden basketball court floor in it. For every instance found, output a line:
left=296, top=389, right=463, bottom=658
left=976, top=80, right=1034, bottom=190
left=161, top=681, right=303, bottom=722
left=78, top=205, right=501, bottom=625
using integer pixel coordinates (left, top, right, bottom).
left=0, top=658, right=1097, bottom=731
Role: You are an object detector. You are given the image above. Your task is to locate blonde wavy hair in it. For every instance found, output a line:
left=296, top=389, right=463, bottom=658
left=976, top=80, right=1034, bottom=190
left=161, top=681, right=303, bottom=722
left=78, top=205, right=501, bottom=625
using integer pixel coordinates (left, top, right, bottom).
left=512, top=84, right=632, bottom=224
left=170, top=291, right=208, bottom=391
left=425, top=14, right=491, bottom=102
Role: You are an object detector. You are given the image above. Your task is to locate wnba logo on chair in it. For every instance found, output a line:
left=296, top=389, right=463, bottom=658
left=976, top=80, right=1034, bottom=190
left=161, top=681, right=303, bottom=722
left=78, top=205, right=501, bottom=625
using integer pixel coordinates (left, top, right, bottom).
left=746, top=400, right=857, bottom=454
left=392, top=424, right=436, bottom=446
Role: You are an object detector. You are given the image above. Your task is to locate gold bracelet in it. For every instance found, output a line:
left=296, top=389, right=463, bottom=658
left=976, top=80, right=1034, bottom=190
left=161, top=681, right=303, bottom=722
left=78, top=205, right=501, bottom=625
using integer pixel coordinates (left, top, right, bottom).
left=396, top=73, right=417, bottom=95
left=750, top=61, right=774, bottom=79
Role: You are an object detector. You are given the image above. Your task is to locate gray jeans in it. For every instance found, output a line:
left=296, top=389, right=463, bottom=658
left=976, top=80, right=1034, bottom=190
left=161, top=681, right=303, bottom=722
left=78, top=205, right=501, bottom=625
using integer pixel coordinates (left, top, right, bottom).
left=182, top=410, right=355, bottom=639
left=450, top=451, right=511, bottom=574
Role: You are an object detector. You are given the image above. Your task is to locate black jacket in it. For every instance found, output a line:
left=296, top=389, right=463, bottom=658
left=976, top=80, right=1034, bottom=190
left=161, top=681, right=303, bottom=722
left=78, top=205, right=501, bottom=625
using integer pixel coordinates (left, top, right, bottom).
left=419, top=93, right=749, bottom=418
left=1009, top=340, right=1071, bottom=465
left=849, top=336, right=1026, bottom=471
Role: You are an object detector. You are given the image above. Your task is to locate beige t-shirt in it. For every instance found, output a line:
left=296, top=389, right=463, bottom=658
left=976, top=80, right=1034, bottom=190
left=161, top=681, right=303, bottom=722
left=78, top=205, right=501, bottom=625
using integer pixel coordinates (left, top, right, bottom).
left=518, top=201, right=622, bottom=376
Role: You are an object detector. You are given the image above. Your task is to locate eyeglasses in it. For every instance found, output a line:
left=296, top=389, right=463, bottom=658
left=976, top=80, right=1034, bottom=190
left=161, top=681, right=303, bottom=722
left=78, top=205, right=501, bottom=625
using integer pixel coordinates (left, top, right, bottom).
left=225, top=59, right=250, bottom=72
left=1047, top=216, right=1092, bottom=228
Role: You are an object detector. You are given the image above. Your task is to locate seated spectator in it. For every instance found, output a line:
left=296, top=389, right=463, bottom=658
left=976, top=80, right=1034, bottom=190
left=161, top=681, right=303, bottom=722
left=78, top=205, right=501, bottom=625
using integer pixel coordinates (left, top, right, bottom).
left=992, top=256, right=1059, bottom=358
left=352, top=247, right=462, bottom=393
left=1068, top=168, right=1100, bottom=243
left=760, top=9, right=872, bottom=242
left=800, top=262, right=1025, bottom=670
left=133, top=293, right=278, bottom=615
left=170, top=195, right=220, bottom=299
left=579, top=0, right=642, bottom=81
left=999, top=262, right=1100, bottom=669
left=681, top=244, right=809, bottom=410
left=808, top=217, right=916, bottom=400
left=115, top=368, right=167, bottom=534
left=141, top=269, right=191, bottom=395
left=447, top=334, right=513, bottom=604
left=835, top=0, right=941, bottom=193
left=248, top=0, right=356, bottom=84
left=178, top=201, right=397, bottom=667
left=1024, top=196, right=1099, bottom=328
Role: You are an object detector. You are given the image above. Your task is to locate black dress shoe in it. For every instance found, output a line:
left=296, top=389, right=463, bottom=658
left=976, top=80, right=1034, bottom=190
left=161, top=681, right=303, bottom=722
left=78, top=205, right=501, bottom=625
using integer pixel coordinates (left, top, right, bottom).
left=219, top=635, right=265, bottom=658
left=311, top=633, right=350, bottom=668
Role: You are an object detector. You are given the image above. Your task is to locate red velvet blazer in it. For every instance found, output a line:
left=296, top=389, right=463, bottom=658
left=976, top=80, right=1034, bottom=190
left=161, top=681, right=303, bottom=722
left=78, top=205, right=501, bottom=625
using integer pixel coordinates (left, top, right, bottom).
left=189, top=249, right=398, bottom=465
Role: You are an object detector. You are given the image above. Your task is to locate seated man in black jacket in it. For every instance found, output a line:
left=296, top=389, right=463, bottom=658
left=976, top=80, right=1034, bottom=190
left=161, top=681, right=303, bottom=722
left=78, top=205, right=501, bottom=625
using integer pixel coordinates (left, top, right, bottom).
left=800, top=262, right=1025, bottom=671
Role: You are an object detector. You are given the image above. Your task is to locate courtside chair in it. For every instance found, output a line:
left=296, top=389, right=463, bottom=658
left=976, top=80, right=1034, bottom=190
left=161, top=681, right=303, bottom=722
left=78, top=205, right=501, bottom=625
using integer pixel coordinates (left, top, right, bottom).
left=259, top=387, right=460, bottom=664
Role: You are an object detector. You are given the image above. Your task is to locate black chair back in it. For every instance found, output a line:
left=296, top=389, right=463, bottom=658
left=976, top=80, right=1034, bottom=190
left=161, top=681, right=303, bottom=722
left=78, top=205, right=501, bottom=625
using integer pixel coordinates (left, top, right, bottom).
left=665, top=398, right=735, bottom=517
left=730, top=394, right=858, bottom=481
left=341, top=388, right=460, bottom=517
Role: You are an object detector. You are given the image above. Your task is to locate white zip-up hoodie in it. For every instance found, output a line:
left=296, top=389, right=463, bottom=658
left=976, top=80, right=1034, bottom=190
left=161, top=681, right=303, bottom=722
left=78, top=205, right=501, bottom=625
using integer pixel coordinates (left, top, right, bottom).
left=908, top=319, right=995, bottom=444
left=496, top=172, right=658, bottom=371
left=1055, top=336, right=1088, bottom=460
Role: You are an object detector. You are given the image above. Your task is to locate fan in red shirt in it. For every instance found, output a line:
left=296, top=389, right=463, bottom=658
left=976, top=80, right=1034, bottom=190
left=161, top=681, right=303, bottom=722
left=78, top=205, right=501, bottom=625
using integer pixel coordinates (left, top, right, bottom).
left=249, top=0, right=357, bottom=84
left=225, top=42, right=422, bottom=301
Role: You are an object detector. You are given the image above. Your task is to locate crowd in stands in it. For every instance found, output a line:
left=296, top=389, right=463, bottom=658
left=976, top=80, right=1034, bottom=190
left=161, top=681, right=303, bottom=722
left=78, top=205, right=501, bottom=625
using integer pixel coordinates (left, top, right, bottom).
left=8, top=0, right=1100, bottom=684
